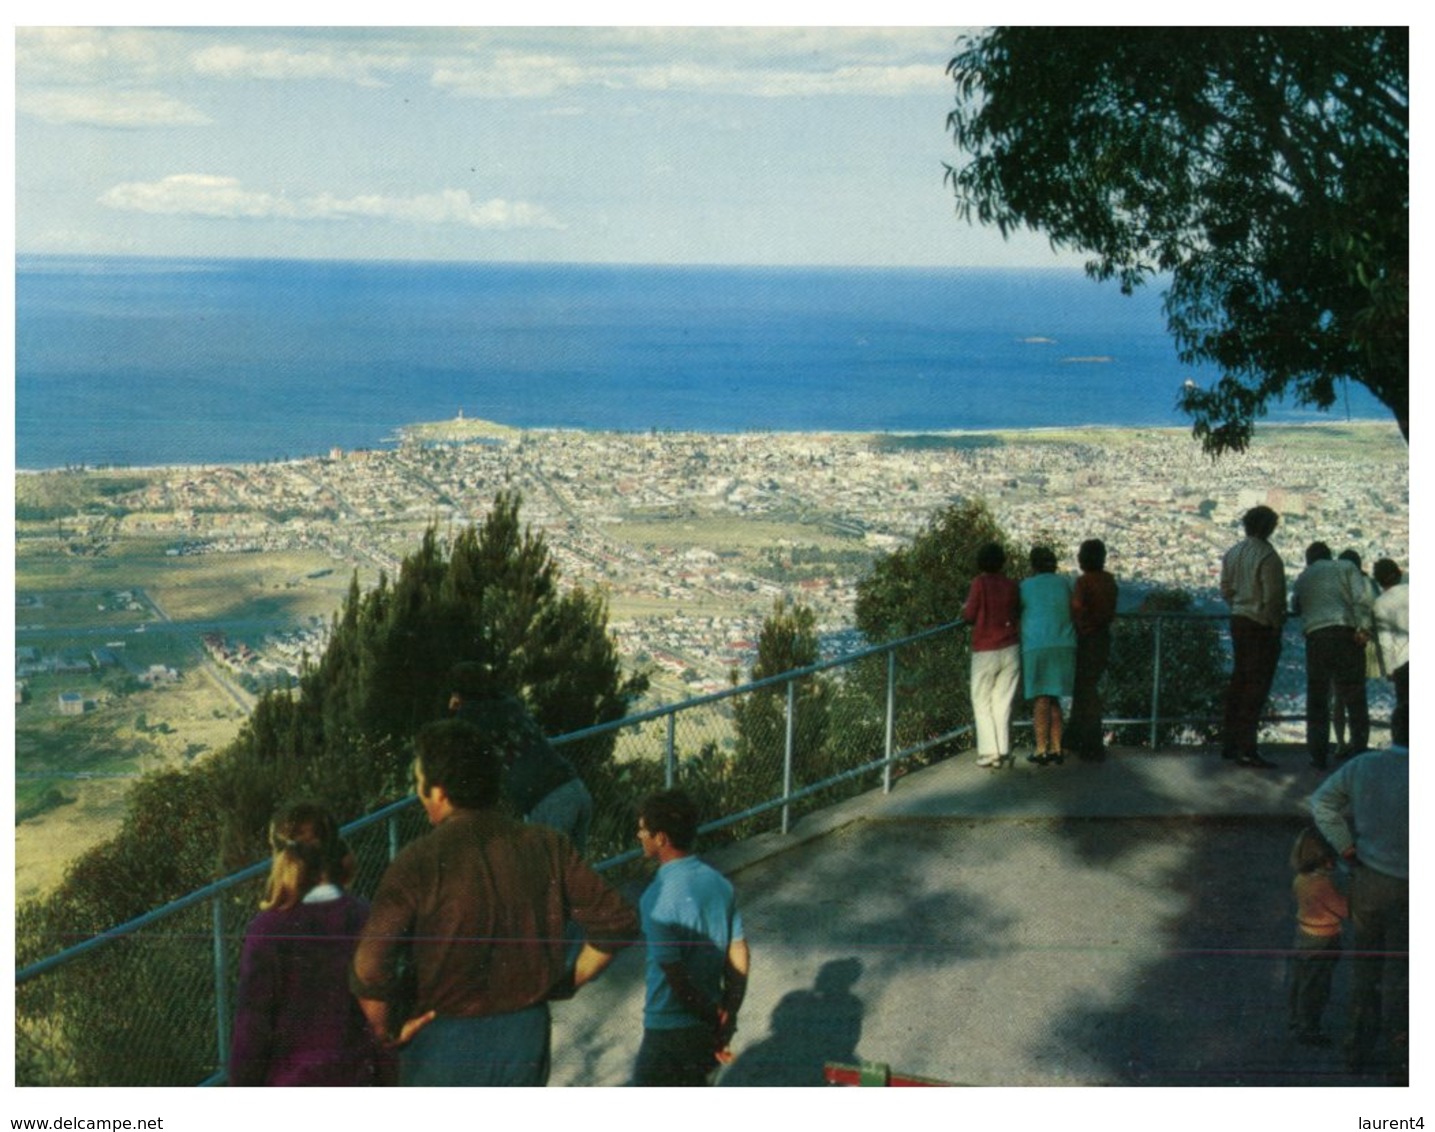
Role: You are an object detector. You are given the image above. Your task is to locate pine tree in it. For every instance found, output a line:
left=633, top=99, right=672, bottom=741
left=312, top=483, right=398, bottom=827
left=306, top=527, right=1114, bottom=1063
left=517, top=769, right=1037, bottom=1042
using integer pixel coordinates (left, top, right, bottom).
left=17, top=491, right=648, bottom=1085
left=853, top=499, right=1028, bottom=759
left=732, top=597, right=832, bottom=802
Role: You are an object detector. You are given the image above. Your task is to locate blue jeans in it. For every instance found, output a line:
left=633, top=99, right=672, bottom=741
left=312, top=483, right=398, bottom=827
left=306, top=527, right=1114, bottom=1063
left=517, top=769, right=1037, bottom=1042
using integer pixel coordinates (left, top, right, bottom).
left=400, top=1005, right=551, bottom=1086
left=528, top=777, right=593, bottom=855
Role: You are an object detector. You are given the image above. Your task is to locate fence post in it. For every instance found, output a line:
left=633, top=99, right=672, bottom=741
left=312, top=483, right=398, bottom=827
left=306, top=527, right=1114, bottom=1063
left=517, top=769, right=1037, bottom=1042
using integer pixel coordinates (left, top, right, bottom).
left=665, top=712, right=677, bottom=788
left=782, top=679, right=797, bottom=834
left=883, top=648, right=896, bottom=794
left=212, top=896, right=230, bottom=1077
left=1149, top=616, right=1164, bottom=749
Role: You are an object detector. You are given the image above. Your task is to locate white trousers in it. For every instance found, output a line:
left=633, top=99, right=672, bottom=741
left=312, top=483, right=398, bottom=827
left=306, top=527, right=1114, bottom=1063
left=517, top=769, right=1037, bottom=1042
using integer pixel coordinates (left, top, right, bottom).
left=970, top=645, right=1020, bottom=757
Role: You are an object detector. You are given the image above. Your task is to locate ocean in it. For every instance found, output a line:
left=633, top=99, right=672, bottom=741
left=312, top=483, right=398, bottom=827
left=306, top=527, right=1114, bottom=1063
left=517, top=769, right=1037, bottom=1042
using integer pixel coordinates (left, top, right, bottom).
left=15, top=255, right=1387, bottom=470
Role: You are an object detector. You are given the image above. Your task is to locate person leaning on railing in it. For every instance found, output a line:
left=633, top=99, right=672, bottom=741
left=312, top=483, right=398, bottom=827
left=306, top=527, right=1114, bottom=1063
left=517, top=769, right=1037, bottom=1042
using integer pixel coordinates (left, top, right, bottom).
left=1290, top=541, right=1373, bottom=769
left=1067, top=538, right=1118, bottom=762
left=961, top=541, right=1022, bottom=769
left=1019, top=545, right=1076, bottom=766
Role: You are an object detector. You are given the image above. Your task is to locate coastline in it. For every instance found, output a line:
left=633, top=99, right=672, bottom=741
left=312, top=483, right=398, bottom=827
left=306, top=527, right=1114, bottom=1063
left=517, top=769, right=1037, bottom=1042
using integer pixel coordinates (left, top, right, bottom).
left=13, top=416, right=1401, bottom=476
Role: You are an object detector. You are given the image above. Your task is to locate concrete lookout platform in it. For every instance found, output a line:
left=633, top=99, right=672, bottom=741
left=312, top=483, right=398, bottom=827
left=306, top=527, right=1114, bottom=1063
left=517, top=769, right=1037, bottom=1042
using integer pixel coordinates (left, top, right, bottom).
left=550, top=745, right=1400, bottom=1093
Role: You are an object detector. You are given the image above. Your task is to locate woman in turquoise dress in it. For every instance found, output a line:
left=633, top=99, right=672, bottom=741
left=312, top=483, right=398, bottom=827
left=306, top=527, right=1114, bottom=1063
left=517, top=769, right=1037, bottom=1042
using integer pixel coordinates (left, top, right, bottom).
left=1020, top=545, right=1076, bottom=765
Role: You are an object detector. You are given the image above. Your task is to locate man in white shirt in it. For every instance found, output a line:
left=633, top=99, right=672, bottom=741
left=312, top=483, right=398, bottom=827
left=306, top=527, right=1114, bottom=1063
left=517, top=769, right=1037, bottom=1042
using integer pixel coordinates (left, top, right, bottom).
left=1290, top=541, right=1373, bottom=768
left=1219, top=505, right=1286, bottom=768
left=1310, top=744, right=1408, bottom=1081
left=1372, top=559, right=1408, bottom=746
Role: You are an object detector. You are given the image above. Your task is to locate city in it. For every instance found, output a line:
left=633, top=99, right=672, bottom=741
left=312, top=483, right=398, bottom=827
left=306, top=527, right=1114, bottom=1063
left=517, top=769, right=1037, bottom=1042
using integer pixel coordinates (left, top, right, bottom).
left=14, top=419, right=1408, bottom=900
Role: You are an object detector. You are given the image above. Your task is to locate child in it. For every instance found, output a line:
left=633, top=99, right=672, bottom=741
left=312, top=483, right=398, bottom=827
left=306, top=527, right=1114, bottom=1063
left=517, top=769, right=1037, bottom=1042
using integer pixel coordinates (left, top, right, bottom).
left=229, top=802, right=392, bottom=1085
left=1287, top=825, right=1348, bottom=1047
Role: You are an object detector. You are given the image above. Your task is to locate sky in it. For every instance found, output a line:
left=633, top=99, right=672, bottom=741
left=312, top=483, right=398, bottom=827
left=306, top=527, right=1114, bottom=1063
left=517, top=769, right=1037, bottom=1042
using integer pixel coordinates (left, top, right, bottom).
left=13, top=24, right=1091, bottom=268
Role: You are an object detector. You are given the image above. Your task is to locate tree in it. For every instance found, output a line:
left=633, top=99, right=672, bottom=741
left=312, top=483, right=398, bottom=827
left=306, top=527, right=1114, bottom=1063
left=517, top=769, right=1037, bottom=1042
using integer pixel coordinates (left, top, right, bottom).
left=732, top=598, right=832, bottom=796
left=853, top=500, right=1034, bottom=757
left=1104, top=588, right=1226, bottom=747
left=947, top=28, right=1408, bottom=453
left=286, top=490, right=646, bottom=790
left=16, top=492, right=648, bottom=1084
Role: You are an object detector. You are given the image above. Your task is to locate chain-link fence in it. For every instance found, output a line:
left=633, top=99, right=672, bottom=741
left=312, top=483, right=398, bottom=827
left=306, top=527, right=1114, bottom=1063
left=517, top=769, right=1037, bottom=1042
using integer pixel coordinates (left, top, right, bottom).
left=14, top=611, right=1398, bottom=1085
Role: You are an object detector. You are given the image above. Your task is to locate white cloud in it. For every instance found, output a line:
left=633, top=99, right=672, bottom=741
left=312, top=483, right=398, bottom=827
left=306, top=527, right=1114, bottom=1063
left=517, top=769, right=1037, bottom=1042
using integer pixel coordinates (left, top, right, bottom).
left=430, top=33, right=950, bottom=100
left=18, top=26, right=959, bottom=100
left=16, top=27, right=173, bottom=82
left=98, top=174, right=301, bottom=219
left=97, top=174, right=564, bottom=230
left=308, top=189, right=564, bottom=230
left=20, top=89, right=211, bottom=128
left=188, top=44, right=406, bottom=87
left=431, top=51, right=589, bottom=99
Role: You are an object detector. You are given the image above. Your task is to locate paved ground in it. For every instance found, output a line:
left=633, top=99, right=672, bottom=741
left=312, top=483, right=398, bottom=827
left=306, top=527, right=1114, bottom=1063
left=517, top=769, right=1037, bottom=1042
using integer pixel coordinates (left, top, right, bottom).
left=549, top=744, right=1409, bottom=1106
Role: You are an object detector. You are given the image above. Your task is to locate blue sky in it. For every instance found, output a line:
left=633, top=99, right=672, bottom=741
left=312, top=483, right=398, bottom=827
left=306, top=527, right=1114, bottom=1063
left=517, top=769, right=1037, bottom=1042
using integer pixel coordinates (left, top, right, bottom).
left=14, top=25, right=1089, bottom=268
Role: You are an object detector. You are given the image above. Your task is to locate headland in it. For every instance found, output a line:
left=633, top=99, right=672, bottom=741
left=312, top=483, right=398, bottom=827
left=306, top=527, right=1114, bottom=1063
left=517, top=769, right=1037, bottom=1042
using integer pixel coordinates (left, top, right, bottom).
left=13, top=417, right=1409, bottom=898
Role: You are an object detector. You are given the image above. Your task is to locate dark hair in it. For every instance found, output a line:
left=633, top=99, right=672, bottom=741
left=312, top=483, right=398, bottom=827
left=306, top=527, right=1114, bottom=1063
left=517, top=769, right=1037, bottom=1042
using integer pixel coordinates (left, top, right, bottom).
left=1373, top=558, right=1403, bottom=589
left=457, top=694, right=551, bottom=767
left=1338, top=549, right=1363, bottom=570
left=415, top=718, right=502, bottom=811
left=1242, top=505, right=1279, bottom=539
left=639, top=789, right=700, bottom=852
left=1077, top=538, right=1107, bottom=572
left=1305, top=541, right=1333, bottom=565
left=449, top=661, right=491, bottom=700
left=1028, top=545, right=1058, bottom=574
left=1290, top=826, right=1336, bottom=873
left=975, top=541, right=1006, bottom=574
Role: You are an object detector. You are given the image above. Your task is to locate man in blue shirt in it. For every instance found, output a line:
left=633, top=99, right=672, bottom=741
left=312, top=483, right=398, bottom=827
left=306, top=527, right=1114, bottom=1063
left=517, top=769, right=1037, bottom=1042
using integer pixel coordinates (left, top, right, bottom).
left=634, top=789, right=750, bottom=1086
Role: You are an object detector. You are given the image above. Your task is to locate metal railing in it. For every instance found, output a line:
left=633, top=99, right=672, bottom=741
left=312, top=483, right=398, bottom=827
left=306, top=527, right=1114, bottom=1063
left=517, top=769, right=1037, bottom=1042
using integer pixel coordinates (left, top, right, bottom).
left=13, top=610, right=1391, bottom=1085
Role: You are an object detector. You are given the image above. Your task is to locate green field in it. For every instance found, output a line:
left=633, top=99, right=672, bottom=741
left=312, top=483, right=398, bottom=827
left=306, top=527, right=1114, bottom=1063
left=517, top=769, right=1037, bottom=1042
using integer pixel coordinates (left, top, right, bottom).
left=13, top=420, right=1407, bottom=900
left=612, top=514, right=863, bottom=552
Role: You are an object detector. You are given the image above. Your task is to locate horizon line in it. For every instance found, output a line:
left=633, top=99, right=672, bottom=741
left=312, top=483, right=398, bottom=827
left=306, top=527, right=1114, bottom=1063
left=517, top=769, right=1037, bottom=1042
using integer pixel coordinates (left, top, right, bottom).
left=16, top=249, right=1096, bottom=274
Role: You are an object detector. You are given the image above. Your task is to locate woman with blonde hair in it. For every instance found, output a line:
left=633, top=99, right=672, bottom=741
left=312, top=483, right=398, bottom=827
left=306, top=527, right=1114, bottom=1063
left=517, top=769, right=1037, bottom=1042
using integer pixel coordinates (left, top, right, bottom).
left=229, top=802, right=395, bottom=1085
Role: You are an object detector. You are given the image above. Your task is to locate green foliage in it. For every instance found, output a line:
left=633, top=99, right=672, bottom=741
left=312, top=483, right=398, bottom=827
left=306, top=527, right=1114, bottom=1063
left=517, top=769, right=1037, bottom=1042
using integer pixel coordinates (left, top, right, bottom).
left=853, top=500, right=1024, bottom=758
left=15, top=786, right=73, bottom=824
left=1106, top=589, right=1226, bottom=746
left=947, top=27, right=1409, bottom=452
left=731, top=598, right=834, bottom=800
left=16, top=492, right=648, bottom=1084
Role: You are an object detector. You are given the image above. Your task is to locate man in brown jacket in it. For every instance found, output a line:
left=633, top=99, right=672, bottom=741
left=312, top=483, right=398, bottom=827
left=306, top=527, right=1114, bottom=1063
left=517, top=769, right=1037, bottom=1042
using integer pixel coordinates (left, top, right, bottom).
left=351, top=718, right=638, bottom=1085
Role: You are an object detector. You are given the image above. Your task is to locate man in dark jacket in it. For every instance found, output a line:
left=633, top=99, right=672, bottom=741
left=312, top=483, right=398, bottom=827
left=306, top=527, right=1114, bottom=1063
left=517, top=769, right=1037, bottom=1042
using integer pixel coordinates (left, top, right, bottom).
left=450, top=666, right=595, bottom=854
left=351, top=718, right=637, bottom=1085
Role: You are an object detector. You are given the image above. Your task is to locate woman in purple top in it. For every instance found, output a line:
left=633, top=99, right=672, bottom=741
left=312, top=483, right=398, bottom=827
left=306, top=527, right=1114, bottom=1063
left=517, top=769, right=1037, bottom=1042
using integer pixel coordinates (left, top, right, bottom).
left=229, top=803, right=390, bottom=1086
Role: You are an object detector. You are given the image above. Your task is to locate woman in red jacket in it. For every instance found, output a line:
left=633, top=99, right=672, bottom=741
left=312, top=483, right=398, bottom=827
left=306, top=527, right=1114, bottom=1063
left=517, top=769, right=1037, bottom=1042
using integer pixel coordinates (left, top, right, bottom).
left=962, top=541, right=1022, bottom=768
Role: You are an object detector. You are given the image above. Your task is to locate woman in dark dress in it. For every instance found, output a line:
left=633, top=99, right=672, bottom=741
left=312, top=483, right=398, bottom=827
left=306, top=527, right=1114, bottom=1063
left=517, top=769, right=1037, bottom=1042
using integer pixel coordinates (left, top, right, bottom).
left=1068, top=538, right=1119, bottom=761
